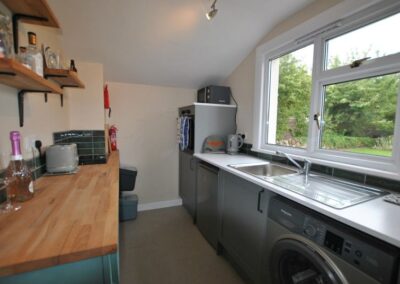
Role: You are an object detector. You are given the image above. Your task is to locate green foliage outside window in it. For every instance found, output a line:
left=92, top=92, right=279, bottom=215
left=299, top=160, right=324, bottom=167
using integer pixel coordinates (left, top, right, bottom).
left=276, top=54, right=311, bottom=148
left=274, top=53, right=399, bottom=156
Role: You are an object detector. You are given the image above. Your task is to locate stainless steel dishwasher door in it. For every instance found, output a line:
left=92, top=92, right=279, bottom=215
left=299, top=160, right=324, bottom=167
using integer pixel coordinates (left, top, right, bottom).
left=196, top=162, right=219, bottom=249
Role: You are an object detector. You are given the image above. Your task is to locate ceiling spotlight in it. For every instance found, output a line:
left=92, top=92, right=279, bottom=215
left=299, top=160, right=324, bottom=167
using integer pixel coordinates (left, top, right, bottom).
left=206, top=0, right=218, bottom=21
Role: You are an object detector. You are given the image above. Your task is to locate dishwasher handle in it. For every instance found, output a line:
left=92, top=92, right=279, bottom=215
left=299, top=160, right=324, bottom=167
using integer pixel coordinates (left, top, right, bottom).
left=199, top=161, right=219, bottom=174
left=190, top=158, right=196, bottom=170
left=257, top=189, right=265, bottom=213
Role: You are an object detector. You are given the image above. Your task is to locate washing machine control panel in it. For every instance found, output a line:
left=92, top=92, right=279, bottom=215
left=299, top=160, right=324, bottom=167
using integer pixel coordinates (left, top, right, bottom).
left=303, top=216, right=368, bottom=262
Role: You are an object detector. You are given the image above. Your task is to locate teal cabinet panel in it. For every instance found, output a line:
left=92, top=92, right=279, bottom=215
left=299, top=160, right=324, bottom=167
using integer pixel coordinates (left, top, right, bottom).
left=103, top=252, right=120, bottom=284
left=0, top=253, right=119, bottom=284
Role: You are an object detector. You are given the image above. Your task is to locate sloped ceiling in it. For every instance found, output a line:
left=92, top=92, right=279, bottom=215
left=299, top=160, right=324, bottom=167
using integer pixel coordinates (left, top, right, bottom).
left=48, top=0, right=313, bottom=88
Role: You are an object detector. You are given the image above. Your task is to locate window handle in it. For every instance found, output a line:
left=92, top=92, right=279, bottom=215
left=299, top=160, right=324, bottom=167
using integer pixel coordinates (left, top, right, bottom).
left=350, top=57, right=370, bottom=68
left=313, top=113, right=321, bottom=130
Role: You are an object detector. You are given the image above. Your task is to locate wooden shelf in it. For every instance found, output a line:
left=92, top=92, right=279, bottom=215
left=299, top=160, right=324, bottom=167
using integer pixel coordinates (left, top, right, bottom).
left=44, top=68, right=85, bottom=89
left=0, top=0, right=60, bottom=28
left=0, top=59, right=62, bottom=93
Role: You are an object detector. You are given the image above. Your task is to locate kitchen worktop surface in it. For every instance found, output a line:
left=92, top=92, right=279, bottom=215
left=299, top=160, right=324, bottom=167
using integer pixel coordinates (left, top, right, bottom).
left=195, top=153, right=400, bottom=248
left=0, top=151, right=119, bottom=277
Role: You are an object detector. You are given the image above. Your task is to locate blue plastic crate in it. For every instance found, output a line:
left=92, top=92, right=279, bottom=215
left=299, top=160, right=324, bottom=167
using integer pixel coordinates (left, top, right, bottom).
left=119, top=194, right=138, bottom=221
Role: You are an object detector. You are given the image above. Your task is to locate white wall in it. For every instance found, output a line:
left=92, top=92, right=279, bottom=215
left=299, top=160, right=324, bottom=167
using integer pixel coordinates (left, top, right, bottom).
left=108, top=82, right=195, bottom=204
left=65, top=61, right=104, bottom=130
left=224, top=0, right=343, bottom=144
left=0, top=85, right=69, bottom=167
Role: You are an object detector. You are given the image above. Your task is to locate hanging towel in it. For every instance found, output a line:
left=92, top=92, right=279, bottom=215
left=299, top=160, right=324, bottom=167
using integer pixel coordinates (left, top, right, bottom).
left=183, top=116, right=190, bottom=150
left=179, top=116, right=187, bottom=151
left=177, top=117, right=182, bottom=144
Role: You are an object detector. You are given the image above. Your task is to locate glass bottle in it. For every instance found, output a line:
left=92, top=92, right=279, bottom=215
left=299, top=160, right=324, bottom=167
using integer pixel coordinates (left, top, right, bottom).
left=17, top=46, right=32, bottom=70
left=69, top=59, right=77, bottom=72
left=26, top=32, right=43, bottom=77
left=0, top=13, right=14, bottom=59
left=5, top=131, right=34, bottom=203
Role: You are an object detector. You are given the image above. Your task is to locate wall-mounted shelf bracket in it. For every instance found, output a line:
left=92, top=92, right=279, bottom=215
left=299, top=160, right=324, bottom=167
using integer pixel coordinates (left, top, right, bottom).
left=18, top=90, right=42, bottom=127
left=0, top=71, right=16, bottom=76
left=44, top=93, right=48, bottom=103
left=18, top=89, right=63, bottom=127
left=12, top=14, right=49, bottom=54
left=17, top=90, right=31, bottom=127
left=18, top=90, right=24, bottom=127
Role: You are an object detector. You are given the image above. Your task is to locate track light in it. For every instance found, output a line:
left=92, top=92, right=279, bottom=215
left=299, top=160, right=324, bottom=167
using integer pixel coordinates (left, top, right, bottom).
left=206, top=0, right=218, bottom=21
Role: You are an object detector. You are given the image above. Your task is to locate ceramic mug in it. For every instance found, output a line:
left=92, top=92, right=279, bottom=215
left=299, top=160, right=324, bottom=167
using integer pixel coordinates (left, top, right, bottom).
left=227, top=134, right=244, bottom=154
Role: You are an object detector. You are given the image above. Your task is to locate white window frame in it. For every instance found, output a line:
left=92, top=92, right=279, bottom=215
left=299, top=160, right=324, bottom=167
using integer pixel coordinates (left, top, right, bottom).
left=253, top=0, right=400, bottom=180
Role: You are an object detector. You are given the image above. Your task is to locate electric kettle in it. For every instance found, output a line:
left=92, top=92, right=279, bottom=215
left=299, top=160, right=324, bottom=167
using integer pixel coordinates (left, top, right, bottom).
left=227, top=134, right=244, bottom=155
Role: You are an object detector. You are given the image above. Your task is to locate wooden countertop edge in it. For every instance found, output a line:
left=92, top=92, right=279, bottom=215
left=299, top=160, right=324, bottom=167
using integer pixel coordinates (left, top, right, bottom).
left=0, top=243, right=117, bottom=277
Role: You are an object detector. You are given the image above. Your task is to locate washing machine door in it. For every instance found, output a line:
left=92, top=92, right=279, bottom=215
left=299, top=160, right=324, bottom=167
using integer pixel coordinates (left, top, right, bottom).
left=270, top=236, right=348, bottom=284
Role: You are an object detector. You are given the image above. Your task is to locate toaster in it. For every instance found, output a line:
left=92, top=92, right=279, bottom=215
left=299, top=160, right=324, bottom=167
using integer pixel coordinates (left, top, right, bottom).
left=46, top=144, right=79, bottom=173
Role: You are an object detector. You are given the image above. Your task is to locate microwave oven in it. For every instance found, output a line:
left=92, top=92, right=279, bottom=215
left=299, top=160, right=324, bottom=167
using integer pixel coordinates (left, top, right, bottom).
left=197, top=86, right=231, bottom=104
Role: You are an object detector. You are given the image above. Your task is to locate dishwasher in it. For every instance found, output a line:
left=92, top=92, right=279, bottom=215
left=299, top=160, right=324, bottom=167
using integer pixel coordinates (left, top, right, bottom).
left=196, top=161, right=219, bottom=249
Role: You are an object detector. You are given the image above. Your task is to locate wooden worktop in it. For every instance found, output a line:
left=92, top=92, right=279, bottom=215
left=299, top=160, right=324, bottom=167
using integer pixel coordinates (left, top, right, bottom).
left=0, top=152, right=119, bottom=277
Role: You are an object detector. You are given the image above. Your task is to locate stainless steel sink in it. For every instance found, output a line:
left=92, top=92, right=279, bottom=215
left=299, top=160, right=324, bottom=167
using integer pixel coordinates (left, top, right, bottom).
left=229, top=162, right=388, bottom=209
left=229, top=162, right=298, bottom=178
left=271, top=174, right=388, bottom=209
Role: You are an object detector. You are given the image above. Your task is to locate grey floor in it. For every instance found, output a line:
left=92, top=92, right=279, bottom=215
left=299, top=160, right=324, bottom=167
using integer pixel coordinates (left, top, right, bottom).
left=119, top=206, right=245, bottom=284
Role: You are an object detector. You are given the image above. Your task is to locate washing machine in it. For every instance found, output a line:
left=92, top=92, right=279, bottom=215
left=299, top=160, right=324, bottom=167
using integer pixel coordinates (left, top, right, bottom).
left=262, top=196, right=400, bottom=284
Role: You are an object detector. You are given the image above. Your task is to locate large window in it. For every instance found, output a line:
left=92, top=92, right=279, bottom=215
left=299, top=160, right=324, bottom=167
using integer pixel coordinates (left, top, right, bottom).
left=255, top=1, right=400, bottom=177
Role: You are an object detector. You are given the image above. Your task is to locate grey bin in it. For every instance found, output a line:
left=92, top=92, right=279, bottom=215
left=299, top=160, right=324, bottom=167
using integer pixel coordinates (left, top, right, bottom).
left=119, top=166, right=138, bottom=221
left=120, top=194, right=138, bottom=221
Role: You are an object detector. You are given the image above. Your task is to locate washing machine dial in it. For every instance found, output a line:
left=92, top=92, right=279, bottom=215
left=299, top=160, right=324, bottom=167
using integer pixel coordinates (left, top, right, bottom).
left=304, top=224, right=317, bottom=238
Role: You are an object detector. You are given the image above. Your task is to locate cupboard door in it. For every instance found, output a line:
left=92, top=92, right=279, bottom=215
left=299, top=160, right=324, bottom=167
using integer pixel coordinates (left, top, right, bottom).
left=196, top=162, right=219, bottom=249
left=219, top=171, right=268, bottom=283
left=179, top=151, right=196, bottom=218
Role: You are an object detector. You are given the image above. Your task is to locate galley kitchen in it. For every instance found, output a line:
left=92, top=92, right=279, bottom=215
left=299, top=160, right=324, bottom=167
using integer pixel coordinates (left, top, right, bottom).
left=0, top=0, right=399, bottom=283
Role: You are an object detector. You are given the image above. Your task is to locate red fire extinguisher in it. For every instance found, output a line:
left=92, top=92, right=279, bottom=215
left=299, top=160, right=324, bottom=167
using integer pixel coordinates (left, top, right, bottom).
left=109, top=125, right=118, bottom=151
left=104, top=84, right=111, bottom=118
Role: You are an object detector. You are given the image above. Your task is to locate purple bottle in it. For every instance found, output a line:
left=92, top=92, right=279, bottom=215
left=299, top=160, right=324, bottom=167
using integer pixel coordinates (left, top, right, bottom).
left=10, top=131, right=23, bottom=160
left=6, top=131, right=34, bottom=202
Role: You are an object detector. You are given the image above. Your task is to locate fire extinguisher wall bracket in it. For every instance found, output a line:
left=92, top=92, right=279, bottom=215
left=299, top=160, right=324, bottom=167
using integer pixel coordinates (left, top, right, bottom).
left=104, top=84, right=111, bottom=118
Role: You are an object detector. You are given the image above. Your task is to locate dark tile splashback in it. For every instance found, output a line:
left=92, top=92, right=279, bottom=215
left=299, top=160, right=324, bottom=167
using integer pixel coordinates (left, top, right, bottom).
left=53, top=130, right=107, bottom=165
left=240, top=142, right=400, bottom=193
